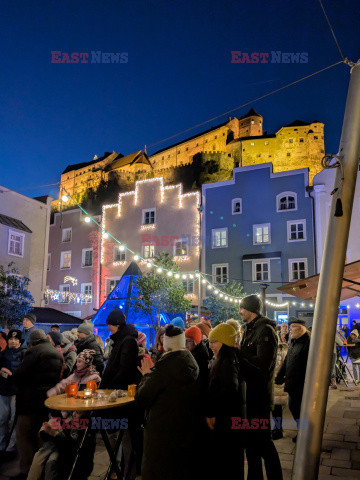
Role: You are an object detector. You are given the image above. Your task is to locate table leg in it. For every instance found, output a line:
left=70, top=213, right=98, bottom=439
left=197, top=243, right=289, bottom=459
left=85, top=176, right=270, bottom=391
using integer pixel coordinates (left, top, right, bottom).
left=66, top=425, right=89, bottom=480
left=100, top=428, right=124, bottom=479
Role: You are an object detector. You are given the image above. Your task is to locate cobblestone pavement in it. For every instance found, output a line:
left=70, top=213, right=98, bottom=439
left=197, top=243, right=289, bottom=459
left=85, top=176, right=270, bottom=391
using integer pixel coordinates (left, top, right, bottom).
left=1, top=382, right=359, bottom=479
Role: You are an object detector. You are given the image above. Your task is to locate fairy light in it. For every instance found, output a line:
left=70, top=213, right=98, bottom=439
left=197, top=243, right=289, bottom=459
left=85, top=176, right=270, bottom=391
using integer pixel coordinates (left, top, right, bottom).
left=167, top=271, right=173, bottom=277
left=173, top=256, right=190, bottom=263
left=175, top=273, right=180, bottom=279
left=182, top=274, right=187, bottom=279
left=140, top=224, right=156, bottom=231
left=133, top=255, right=139, bottom=261
left=119, top=245, right=125, bottom=251
left=103, top=232, right=109, bottom=239
left=207, top=285, right=213, bottom=290
left=62, top=195, right=69, bottom=203
left=201, top=279, right=207, bottom=284
left=84, top=216, right=91, bottom=223
left=146, top=263, right=152, bottom=268
left=157, top=267, right=163, bottom=273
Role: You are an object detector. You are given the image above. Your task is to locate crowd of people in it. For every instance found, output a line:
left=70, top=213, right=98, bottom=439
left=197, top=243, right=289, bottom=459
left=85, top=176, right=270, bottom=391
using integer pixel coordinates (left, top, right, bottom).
left=0, top=298, right=359, bottom=480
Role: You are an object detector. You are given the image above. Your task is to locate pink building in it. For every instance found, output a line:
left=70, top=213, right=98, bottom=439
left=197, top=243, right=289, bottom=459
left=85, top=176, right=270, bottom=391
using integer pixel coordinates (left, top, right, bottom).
left=101, top=177, right=201, bottom=308
left=46, top=209, right=100, bottom=318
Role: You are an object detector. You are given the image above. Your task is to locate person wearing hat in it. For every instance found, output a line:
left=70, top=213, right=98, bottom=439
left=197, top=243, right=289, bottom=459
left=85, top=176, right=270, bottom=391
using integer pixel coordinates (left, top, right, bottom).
left=22, top=312, right=37, bottom=348
left=60, top=331, right=77, bottom=378
left=170, top=317, right=185, bottom=330
left=205, top=323, right=246, bottom=479
left=0, top=328, right=7, bottom=352
left=0, top=330, right=26, bottom=458
left=196, top=318, right=213, bottom=359
left=238, top=294, right=282, bottom=480
left=185, top=326, right=210, bottom=397
left=75, top=321, right=104, bottom=375
left=347, top=330, right=360, bottom=383
left=226, top=318, right=241, bottom=348
left=50, top=325, right=60, bottom=332
left=136, top=324, right=201, bottom=480
left=275, top=317, right=310, bottom=442
left=11, top=329, right=63, bottom=479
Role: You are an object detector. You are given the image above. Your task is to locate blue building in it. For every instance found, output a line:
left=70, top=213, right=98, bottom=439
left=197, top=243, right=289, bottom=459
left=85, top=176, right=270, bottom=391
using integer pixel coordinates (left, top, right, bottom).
left=202, top=163, right=315, bottom=322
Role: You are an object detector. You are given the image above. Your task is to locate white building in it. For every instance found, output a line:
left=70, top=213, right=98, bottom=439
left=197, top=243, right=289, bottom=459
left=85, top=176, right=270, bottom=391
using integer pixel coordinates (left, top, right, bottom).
left=0, top=186, right=52, bottom=306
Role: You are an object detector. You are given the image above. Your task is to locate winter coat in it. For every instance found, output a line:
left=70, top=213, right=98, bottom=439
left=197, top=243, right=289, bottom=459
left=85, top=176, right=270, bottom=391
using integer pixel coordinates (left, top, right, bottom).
left=0, top=345, right=26, bottom=396
left=191, top=341, right=210, bottom=399
left=12, top=338, right=63, bottom=414
left=47, top=369, right=101, bottom=397
left=62, top=343, right=77, bottom=378
left=275, top=332, right=310, bottom=398
left=348, top=338, right=360, bottom=360
left=278, top=331, right=289, bottom=344
left=100, top=324, right=139, bottom=390
left=135, top=350, right=201, bottom=480
left=273, top=343, right=289, bottom=405
left=75, top=334, right=104, bottom=375
left=238, top=315, right=278, bottom=412
left=22, top=325, right=36, bottom=348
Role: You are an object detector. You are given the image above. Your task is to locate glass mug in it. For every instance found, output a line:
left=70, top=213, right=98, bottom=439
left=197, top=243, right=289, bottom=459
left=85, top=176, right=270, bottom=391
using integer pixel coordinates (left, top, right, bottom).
left=128, top=384, right=136, bottom=397
left=86, top=380, right=97, bottom=393
left=65, top=382, right=78, bottom=397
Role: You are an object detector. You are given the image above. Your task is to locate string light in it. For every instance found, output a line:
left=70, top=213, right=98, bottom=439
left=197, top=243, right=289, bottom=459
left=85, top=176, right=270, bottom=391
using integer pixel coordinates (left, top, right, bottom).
left=167, top=271, right=173, bottom=277
left=45, top=288, right=92, bottom=304
left=133, top=255, right=139, bottom=261
left=62, top=195, right=69, bottom=203
left=84, top=216, right=91, bottom=223
left=146, top=262, right=152, bottom=268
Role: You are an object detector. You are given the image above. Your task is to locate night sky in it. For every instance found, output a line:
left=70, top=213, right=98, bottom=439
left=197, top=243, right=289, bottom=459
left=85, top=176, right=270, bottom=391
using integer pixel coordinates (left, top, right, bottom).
left=1, top=0, right=359, bottom=199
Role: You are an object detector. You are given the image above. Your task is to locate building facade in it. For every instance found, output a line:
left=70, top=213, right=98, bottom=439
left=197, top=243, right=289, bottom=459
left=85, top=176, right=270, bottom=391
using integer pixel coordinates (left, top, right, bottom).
left=202, top=163, right=316, bottom=321
left=0, top=186, right=52, bottom=307
left=101, top=177, right=200, bottom=307
left=46, top=209, right=101, bottom=318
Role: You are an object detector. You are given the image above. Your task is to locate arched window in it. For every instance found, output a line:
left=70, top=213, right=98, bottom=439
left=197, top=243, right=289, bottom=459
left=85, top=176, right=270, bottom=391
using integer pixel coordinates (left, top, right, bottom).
left=276, top=192, right=297, bottom=212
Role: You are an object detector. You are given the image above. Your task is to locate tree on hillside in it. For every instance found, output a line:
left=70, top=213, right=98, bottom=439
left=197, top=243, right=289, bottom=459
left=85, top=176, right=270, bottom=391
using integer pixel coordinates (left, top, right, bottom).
left=0, top=262, right=34, bottom=328
left=131, top=252, right=191, bottom=328
left=204, top=280, right=245, bottom=325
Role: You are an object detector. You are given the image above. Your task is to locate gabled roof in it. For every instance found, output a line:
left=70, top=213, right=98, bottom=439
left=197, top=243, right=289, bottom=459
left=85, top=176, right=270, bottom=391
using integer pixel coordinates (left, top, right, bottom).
left=62, top=152, right=123, bottom=174
left=239, top=108, right=262, bottom=119
left=30, top=307, right=81, bottom=324
left=105, top=150, right=152, bottom=171
left=0, top=214, right=32, bottom=233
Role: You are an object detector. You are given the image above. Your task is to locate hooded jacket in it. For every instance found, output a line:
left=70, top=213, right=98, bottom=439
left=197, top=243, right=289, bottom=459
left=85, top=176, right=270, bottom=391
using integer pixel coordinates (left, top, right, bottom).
left=0, top=345, right=26, bottom=396
left=191, top=340, right=210, bottom=398
left=100, top=324, right=139, bottom=389
left=61, top=342, right=77, bottom=378
left=135, top=350, right=201, bottom=480
left=75, top=334, right=104, bottom=375
left=238, top=315, right=278, bottom=412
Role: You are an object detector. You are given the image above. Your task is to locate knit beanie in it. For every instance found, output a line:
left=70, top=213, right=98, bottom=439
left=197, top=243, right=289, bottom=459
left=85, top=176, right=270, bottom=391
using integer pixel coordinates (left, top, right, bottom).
left=163, top=324, right=186, bottom=352
left=47, top=331, right=63, bottom=346
left=24, top=312, right=36, bottom=325
left=137, top=331, right=147, bottom=346
left=77, top=349, right=95, bottom=365
left=77, top=321, right=94, bottom=336
left=29, top=329, right=47, bottom=346
left=226, top=319, right=240, bottom=333
left=8, top=329, right=23, bottom=344
left=351, top=330, right=359, bottom=338
left=196, top=318, right=212, bottom=338
left=62, top=330, right=77, bottom=344
left=208, top=323, right=236, bottom=347
left=106, top=307, right=126, bottom=326
left=185, top=326, right=202, bottom=345
left=170, top=317, right=185, bottom=330
left=239, top=294, right=262, bottom=315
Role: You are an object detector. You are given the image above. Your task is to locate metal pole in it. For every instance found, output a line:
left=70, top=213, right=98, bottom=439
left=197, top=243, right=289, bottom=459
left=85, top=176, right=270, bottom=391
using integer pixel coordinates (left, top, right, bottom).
left=197, top=205, right=203, bottom=320
left=292, top=60, right=360, bottom=480
left=260, top=283, right=268, bottom=316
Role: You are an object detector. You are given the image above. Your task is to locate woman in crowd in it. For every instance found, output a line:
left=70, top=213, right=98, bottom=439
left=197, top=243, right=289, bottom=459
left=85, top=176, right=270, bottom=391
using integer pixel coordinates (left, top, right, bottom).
left=272, top=341, right=289, bottom=440
left=226, top=319, right=241, bottom=348
left=149, top=326, right=165, bottom=364
left=60, top=333, right=77, bottom=378
left=279, top=323, right=289, bottom=343
left=206, top=323, right=246, bottom=480
left=347, top=330, right=360, bottom=384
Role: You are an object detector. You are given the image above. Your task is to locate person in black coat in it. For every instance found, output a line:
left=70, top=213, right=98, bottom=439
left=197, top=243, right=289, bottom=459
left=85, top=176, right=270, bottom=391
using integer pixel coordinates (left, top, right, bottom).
left=11, top=329, right=63, bottom=479
left=275, top=317, right=310, bottom=441
left=238, top=294, right=283, bottom=480
left=136, top=324, right=201, bottom=480
left=75, top=321, right=104, bottom=375
left=206, top=323, right=246, bottom=480
left=185, top=326, right=210, bottom=397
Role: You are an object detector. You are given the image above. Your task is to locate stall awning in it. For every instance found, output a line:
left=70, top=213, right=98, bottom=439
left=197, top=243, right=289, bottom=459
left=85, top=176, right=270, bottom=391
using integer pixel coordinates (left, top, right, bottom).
left=277, top=260, right=360, bottom=301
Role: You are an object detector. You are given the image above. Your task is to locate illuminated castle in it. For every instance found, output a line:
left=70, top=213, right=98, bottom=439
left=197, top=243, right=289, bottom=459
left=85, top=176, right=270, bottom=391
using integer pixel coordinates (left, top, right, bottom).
left=54, top=109, right=324, bottom=209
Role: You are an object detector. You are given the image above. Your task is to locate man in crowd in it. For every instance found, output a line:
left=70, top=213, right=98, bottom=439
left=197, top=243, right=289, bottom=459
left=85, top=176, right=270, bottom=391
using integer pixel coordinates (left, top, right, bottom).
left=75, top=321, right=104, bottom=374
left=275, top=317, right=310, bottom=442
left=238, top=294, right=283, bottom=480
left=21, top=313, right=36, bottom=348
left=11, top=329, right=63, bottom=480
left=50, top=324, right=60, bottom=332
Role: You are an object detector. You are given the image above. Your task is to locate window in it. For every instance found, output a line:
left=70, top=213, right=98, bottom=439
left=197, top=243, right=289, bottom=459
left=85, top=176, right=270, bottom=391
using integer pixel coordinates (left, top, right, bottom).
left=81, top=283, right=92, bottom=303
left=252, top=261, right=270, bottom=282
left=60, top=251, right=71, bottom=269
left=47, top=253, right=51, bottom=271
left=212, top=264, right=229, bottom=284
left=174, top=238, right=188, bottom=256
left=114, top=246, right=126, bottom=262
left=253, top=224, right=271, bottom=245
left=82, top=248, right=93, bottom=267
left=232, top=198, right=242, bottom=215
left=8, top=230, right=25, bottom=257
left=299, top=138, right=304, bottom=142
left=314, top=136, right=318, bottom=140
left=62, top=228, right=72, bottom=243
left=59, top=284, right=70, bottom=303
left=289, top=259, right=308, bottom=282
left=212, top=228, right=228, bottom=248
left=142, top=209, right=156, bottom=225
left=265, top=141, right=269, bottom=145
left=289, top=139, right=293, bottom=143
left=251, top=142, right=255, bottom=146
left=107, top=278, right=120, bottom=295
left=182, top=279, right=194, bottom=293
left=287, top=153, right=291, bottom=157
left=276, top=192, right=297, bottom=212
left=287, top=220, right=306, bottom=242
left=142, top=245, right=155, bottom=259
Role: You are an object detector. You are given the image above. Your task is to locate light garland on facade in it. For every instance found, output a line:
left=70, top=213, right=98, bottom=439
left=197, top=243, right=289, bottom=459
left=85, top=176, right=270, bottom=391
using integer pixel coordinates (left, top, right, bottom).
left=140, top=224, right=157, bottom=231
left=45, top=288, right=92, bottom=304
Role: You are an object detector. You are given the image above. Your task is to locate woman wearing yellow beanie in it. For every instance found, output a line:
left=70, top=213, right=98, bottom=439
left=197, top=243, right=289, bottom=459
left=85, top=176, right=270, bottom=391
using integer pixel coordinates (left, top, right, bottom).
left=206, top=323, right=246, bottom=479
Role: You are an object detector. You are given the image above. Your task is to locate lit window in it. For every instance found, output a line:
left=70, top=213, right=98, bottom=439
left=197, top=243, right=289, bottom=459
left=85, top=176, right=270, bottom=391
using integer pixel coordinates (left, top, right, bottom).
left=114, top=246, right=126, bottom=262
left=8, top=230, right=25, bottom=257
left=81, top=283, right=92, bottom=303
left=142, top=209, right=156, bottom=225
left=232, top=198, right=242, bottom=215
left=289, top=259, right=308, bottom=282
left=253, top=261, right=270, bottom=282
left=287, top=220, right=306, bottom=242
left=174, top=238, right=189, bottom=256
left=212, top=264, right=228, bottom=284
left=212, top=228, right=228, bottom=248
left=277, top=192, right=297, bottom=212
left=265, top=141, right=269, bottom=145
left=82, top=248, right=93, bottom=267
left=253, top=224, right=271, bottom=245
left=251, top=142, right=255, bottom=146
left=143, top=245, right=155, bottom=258
left=62, top=228, right=72, bottom=243
left=60, top=251, right=71, bottom=269
left=59, top=284, right=70, bottom=303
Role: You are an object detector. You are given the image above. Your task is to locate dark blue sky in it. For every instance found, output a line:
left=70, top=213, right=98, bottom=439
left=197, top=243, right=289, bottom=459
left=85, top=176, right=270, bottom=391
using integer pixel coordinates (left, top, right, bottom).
left=1, top=0, right=359, bottom=198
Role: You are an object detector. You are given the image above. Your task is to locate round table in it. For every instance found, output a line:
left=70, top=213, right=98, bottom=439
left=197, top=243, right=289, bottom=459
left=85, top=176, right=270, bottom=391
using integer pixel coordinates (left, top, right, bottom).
left=45, top=389, right=134, bottom=411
